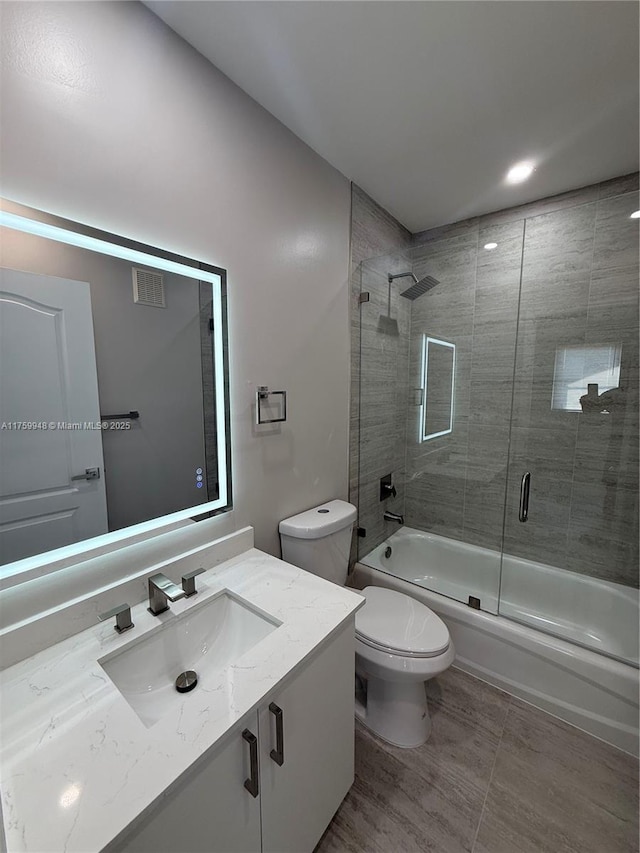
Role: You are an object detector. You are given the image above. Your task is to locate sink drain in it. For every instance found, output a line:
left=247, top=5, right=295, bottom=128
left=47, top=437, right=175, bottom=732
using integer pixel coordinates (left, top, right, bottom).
left=175, top=670, right=198, bottom=693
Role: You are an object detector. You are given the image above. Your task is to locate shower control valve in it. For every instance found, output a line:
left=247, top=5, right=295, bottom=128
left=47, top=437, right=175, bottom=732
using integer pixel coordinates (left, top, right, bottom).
left=380, top=473, right=397, bottom=501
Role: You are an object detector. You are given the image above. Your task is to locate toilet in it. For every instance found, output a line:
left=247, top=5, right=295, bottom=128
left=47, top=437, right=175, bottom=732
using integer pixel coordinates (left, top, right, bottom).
left=279, top=500, right=455, bottom=748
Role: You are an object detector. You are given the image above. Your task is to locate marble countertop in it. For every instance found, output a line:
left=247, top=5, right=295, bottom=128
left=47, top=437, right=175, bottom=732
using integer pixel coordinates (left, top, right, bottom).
left=0, top=549, right=364, bottom=853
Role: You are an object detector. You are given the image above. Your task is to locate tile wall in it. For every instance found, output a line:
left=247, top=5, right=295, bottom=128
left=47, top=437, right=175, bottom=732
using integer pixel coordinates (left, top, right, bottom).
left=351, top=173, right=639, bottom=588
left=350, top=187, right=411, bottom=555
left=503, top=179, right=639, bottom=585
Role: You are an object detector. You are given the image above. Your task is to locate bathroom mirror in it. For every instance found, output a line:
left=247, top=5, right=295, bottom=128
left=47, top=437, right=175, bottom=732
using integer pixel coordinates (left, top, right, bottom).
left=421, top=335, right=455, bottom=441
left=0, top=199, right=232, bottom=576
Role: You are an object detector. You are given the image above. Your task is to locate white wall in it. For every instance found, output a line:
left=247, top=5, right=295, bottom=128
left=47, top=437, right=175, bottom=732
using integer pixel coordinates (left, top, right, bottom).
left=0, top=1, right=351, bottom=559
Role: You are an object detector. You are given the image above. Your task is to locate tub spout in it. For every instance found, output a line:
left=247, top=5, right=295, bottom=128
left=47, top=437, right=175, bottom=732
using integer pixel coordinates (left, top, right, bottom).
left=383, top=511, right=404, bottom=525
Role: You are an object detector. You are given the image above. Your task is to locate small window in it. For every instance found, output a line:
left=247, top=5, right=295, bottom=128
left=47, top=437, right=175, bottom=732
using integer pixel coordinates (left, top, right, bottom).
left=551, top=345, right=622, bottom=412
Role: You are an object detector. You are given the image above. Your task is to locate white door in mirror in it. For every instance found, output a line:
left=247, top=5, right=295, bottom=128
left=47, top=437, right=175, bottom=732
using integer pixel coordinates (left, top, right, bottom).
left=0, top=268, right=108, bottom=563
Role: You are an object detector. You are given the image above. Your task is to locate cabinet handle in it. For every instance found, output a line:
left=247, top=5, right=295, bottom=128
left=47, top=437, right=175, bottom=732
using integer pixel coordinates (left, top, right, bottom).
left=519, top=472, right=531, bottom=523
left=242, top=729, right=259, bottom=798
left=269, top=702, right=285, bottom=766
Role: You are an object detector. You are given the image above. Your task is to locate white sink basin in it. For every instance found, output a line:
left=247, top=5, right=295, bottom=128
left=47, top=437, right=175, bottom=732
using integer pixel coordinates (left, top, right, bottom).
left=99, top=590, right=280, bottom=727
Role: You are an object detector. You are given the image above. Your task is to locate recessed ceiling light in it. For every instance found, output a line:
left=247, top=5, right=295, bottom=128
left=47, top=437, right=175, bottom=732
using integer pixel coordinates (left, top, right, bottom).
left=631, top=210, right=640, bottom=219
left=506, top=161, right=535, bottom=184
left=484, top=242, right=498, bottom=250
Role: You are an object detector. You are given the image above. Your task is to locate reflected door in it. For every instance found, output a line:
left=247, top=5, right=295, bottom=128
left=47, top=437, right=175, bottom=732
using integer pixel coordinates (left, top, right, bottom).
left=0, top=268, right=108, bottom=564
left=500, top=196, right=639, bottom=661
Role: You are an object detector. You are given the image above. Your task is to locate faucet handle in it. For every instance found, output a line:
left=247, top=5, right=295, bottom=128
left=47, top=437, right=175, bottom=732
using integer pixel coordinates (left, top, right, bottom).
left=99, top=603, right=134, bottom=634
left=182, top=567, right=206, bottom=598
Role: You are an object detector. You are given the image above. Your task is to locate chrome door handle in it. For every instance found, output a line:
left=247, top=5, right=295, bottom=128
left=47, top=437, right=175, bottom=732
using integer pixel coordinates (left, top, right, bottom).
left=71, top=467, right=100, bottom=481
left=242, top=729, right=259, bottom=798
left=269, top=702, right=284, bottom=766
left=519, top=472, right=531, bottom=522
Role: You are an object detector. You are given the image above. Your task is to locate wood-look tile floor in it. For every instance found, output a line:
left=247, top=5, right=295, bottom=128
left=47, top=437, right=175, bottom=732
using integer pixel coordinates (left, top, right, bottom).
left=315, top=668, right=639, bottom=853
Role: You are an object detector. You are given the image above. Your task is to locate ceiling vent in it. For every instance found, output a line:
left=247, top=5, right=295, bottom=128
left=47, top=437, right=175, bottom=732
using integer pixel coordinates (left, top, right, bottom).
left=132, top=268, right=166, bottom=308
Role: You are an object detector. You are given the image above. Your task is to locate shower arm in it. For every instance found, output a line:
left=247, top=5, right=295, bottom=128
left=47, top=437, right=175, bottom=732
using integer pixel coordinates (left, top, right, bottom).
left=388, top=272, right=419, bottom=285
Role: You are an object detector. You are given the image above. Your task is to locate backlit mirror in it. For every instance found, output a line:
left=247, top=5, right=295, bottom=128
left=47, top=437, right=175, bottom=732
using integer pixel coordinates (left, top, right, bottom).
left=0, top=199, right=232, bottom=576
left=420, top=335, right=455, bottom=441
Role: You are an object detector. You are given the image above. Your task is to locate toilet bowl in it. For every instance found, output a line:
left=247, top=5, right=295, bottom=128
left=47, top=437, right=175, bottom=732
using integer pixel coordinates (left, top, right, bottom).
left=279, top=500, right=454, bottom=749
left=354, top=586, right=455, bottom=747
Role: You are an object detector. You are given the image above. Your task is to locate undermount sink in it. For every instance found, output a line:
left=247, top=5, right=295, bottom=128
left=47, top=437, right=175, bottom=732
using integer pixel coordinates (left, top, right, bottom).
left=99, top=590, right=280, bottom=727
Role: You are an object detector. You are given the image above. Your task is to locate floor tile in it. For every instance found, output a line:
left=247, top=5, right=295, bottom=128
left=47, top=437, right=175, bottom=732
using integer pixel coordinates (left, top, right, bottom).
left=352, top=724, right=483, bottom=852
left=316, top=669, right=511, bottom=853
left=427, top=668, right=510, bottom=728
left=314, top=781, right=390, bottom=853
left=317, top=672, right=638, bottom=853
left=473, top=699, right=639, bottom=853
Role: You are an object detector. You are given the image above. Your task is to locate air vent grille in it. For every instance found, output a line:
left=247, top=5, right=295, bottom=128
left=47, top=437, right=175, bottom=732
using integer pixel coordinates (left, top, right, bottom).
left=132, top=268, right=166, bottom=308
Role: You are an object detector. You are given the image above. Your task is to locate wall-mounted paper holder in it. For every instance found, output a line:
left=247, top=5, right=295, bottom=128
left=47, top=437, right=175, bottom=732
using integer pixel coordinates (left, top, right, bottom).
left=256, top=386, right=287, bottom=425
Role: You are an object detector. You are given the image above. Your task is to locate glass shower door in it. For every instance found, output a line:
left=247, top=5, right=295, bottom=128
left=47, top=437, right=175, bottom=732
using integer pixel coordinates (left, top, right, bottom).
left=499, top=193, right=640, bottom=664
left=356, top=252, right=412, bottom=560
left=357, top=219, right=525, bottom=615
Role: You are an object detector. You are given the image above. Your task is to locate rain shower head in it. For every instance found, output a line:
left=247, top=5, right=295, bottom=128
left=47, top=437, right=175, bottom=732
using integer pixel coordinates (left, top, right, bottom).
left=387, top=271, right=441, bottom=301
left=400, top=274, right=440, bottom=300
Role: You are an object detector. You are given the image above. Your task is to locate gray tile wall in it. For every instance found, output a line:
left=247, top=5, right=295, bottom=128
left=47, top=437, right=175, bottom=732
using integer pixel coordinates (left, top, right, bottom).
left=351, top=173, right=639, bottom=589
left=350, top=186, right=412, bottom=557
left=357, top=255, right=412, bottom=550
left=406, top=174, right=639, bottom=588
left=503, top=184, right=639, bottom=586
left=404, top=219, right=524, bottom=557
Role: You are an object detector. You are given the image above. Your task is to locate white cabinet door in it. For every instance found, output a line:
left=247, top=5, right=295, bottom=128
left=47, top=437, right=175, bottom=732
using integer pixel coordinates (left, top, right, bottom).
left=258, top=621, right=355, bottom=853
left=0, top=268, right=108, bottom=563
left=116, top=711, right=261, bottom=853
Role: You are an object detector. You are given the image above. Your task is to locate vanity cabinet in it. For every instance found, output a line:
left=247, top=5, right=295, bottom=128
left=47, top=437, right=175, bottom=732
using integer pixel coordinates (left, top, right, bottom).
left=114, top=707, right=262, bottom=853
left=259, top=621, right=354, bottom=853
left=115, top=620, right=355, bottom=853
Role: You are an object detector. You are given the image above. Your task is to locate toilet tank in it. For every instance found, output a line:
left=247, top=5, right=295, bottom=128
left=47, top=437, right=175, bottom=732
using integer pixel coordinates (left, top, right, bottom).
left=279, top=500, right=357, bottom=585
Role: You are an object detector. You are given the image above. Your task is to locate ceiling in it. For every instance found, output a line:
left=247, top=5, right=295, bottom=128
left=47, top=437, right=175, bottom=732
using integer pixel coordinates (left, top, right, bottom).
left=146, top=1, right=639, bottom=232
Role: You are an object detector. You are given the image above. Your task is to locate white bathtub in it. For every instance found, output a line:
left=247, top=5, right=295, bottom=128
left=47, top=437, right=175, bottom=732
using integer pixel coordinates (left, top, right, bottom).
left=354, top=526, right=639, bottom=755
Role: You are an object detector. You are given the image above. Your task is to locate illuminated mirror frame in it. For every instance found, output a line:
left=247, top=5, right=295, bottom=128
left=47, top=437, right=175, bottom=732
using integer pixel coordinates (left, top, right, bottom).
left=420, top=334, right=456, bottom=442
left=0, top=200, right=232, bottom=582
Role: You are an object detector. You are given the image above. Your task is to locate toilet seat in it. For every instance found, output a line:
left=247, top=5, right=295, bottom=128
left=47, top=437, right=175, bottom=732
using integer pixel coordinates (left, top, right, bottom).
left=356, top=632, right=449, bottom=658
left=355, top=586, right=450, bottom=658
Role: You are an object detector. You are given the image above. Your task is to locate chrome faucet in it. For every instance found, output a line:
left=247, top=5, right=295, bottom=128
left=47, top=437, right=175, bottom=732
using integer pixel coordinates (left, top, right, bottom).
left=98, top=603, right=134, bottom=634
left=148, top=572, right=186, bottom=615
left=383, top=510, right=404, bottom=525
left=182, top=567, right=205, bottom=598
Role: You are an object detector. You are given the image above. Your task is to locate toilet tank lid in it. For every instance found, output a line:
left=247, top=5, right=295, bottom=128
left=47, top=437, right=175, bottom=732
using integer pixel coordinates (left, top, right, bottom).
left=279, top=500, right=357, bottom=539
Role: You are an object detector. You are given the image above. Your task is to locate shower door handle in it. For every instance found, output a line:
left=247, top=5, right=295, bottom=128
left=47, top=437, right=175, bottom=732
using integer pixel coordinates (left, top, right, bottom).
left=519, top=472, right=531, bottom=522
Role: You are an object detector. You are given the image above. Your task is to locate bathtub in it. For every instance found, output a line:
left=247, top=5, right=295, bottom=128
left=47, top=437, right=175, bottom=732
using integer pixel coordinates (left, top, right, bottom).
left=354, top=526, right=639, bottom=755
